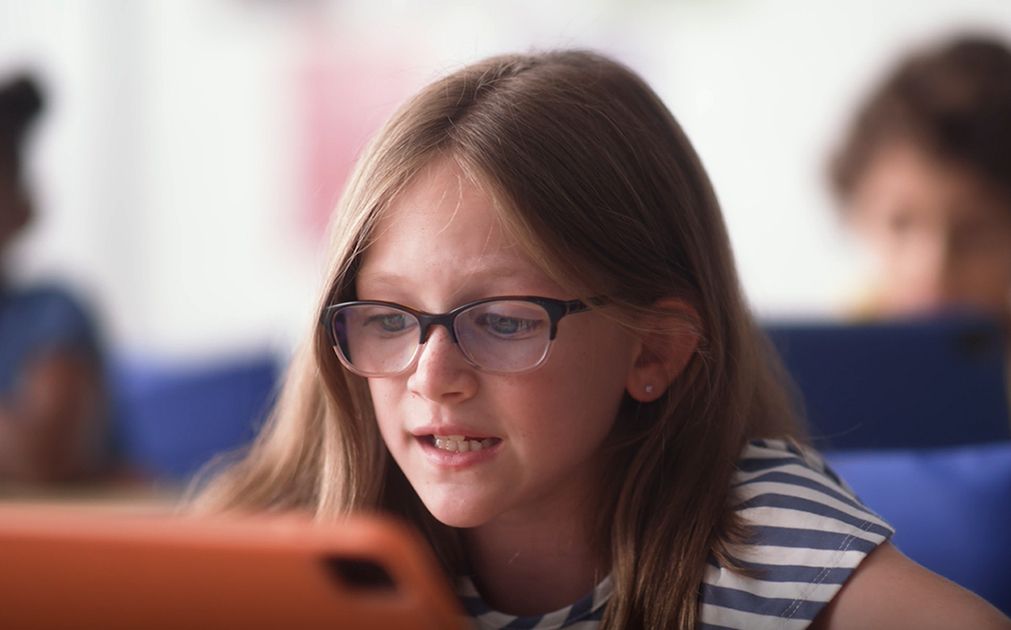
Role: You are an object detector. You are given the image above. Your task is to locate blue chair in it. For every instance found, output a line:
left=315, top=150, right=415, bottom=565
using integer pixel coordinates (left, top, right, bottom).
left=765, top=317, right=1011, bottom=613
left=829, top=443, right=1011, bottom=616
left=110, top=354, right=280, bottom=481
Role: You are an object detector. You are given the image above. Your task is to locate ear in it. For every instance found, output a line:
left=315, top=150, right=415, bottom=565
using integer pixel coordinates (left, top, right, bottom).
left=625, top=298, right=700, bottom=403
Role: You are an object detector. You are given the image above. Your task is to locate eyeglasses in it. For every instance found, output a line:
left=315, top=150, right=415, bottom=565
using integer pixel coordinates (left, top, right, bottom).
left=320, top=296, right=594, bottom=377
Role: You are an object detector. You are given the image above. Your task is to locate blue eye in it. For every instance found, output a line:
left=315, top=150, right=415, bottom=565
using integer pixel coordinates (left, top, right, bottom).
left=476, top=314, right=542, bottom=337
left=365, top=313, right=412, bottom=333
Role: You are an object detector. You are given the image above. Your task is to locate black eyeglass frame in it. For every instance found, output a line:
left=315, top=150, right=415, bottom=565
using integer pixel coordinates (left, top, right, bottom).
left=320, top=296, right=596, bottom=376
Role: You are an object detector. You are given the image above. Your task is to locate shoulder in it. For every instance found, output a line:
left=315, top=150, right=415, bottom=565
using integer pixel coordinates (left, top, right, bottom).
left=1, top=284, right=98, bottom=345
left=808, top=541, right=1011, bottom=630
left=0, top=284, right=101, bottom=393
left=699, top=439, right=894, bottom=630
left=4, top=284, right=92, bottom=321
left=729, top=439, right=894, bottom=549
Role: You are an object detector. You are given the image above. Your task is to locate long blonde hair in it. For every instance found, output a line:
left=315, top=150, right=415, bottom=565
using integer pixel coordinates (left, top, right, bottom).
left=194, top=50, right=800, bottom=629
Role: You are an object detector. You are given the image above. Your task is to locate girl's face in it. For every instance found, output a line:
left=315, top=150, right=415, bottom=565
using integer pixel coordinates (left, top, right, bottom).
left=849, top=142, right=1011, bottom=319
left=355, top=158, right=640, bottom=529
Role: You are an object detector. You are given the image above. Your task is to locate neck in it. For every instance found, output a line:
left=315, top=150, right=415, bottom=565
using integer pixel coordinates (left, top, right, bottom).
left=464, top=481, right=607, bottom=617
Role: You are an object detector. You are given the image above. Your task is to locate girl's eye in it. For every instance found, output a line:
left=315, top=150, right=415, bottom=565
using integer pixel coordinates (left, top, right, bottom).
left=365, top=312, right=413, bottom=333
left=888, top=209, right=916, bottom=235
left=476, top=314, right=542, bottom=337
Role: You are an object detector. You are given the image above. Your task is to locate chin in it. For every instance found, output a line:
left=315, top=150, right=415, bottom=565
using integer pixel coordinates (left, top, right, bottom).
left=418, top=492, right=497, bottom=529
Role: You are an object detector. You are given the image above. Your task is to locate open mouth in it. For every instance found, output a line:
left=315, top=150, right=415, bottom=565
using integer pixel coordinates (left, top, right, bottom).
left=429, top=435, right=500, bottom=453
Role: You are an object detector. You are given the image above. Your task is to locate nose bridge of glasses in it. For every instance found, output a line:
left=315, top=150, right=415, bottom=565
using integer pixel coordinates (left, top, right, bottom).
left=416, top=311, right=462, bottom=345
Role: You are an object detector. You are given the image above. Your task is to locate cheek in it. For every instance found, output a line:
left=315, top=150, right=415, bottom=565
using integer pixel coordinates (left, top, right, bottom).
left=493, top=369, right=624, bottom=487
left=967, top=233, right=1011, bottom=270
left=366, top=379, right=409, bottom=447
left=959, top=250, right=1011, bottom=300
left=519, top=324, right=634, bottom=437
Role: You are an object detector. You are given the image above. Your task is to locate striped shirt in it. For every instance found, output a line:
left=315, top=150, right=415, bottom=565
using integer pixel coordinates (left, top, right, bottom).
left=459, top=439, right=894, bottom=630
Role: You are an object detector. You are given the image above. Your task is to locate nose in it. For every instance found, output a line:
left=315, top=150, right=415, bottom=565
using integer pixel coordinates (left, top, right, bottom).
left=922, top=236, right=950, bottom=304
left=898, top=230, right=955, bottom=313
left=407, top=326, right=478, bottom=403
left=927, top=232, right=969, bottom=308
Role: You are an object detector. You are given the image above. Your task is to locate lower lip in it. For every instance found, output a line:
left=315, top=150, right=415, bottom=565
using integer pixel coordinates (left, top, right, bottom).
left=415, top=436, right=501, bottom=469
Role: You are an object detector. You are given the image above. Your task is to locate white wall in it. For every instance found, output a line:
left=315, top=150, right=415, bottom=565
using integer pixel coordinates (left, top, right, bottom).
left=3, top=0, right=1011, bottom=360
left=3, top=0, right=321, bottom=360
left=636, top=0, right=1011, bottom=318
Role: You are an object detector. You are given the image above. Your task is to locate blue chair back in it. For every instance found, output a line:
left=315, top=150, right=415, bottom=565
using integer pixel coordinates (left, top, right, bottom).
left=829, top=443, right=1011, bottom=616
left=111, top=354, right=279, bottom=481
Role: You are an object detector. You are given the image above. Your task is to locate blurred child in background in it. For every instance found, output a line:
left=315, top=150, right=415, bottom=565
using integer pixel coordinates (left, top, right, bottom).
left=830, top=35, right=1011, bottom=324
left=0, top=75, right=112, bottom=486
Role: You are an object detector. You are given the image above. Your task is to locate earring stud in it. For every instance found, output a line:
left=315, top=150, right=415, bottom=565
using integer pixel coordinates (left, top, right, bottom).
left=644, top=385, right=654, bottom=394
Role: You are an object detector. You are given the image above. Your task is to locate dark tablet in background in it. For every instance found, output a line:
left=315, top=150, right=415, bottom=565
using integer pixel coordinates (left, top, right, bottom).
left=763, top=316, right=1011, bottom=451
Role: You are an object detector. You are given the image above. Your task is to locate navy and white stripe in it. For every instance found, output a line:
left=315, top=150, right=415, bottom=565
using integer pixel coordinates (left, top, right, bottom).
left=700, top=439, right=893, bottom=629
left=460, top=438, right=894, bottom=630
left=460, top=574, right=610, bottom=629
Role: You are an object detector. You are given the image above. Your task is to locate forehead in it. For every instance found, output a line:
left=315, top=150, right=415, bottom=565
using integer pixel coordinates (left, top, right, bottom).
left=356, top=158, right=561, bottom=301
left=388, top=158, right=510, bottom=241
left=856, top=143, right=1011, bottom=221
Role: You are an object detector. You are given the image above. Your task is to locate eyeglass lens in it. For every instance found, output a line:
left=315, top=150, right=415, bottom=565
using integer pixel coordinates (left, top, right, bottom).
left=332, top=300, right=554, bottom=375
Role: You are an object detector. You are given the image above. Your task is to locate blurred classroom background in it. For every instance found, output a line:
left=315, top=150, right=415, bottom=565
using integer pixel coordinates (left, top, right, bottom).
left=7, top=0, right=1011, bottom=363
left=1, top=0, right=1009, bottom=611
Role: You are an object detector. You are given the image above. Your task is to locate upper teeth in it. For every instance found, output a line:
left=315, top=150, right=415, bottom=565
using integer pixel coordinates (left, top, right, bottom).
left=433, top=435, right=494, bottom=453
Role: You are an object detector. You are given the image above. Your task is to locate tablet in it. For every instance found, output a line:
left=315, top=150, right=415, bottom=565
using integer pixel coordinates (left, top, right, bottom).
left=764, top=316, right=1011, bottom=451
left=0, top=503, right=467, bottom=630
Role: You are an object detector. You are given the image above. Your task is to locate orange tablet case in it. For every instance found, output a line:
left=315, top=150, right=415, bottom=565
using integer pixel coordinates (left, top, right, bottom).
left=0, top=504, right=468, bottom=630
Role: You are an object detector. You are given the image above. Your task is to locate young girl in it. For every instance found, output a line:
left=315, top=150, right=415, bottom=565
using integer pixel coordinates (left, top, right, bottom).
left=195, top=51, right=1009, bottom=629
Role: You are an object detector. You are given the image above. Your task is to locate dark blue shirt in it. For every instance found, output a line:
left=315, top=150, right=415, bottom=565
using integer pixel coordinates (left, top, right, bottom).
left=0, top=284, right=101, bottom=398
